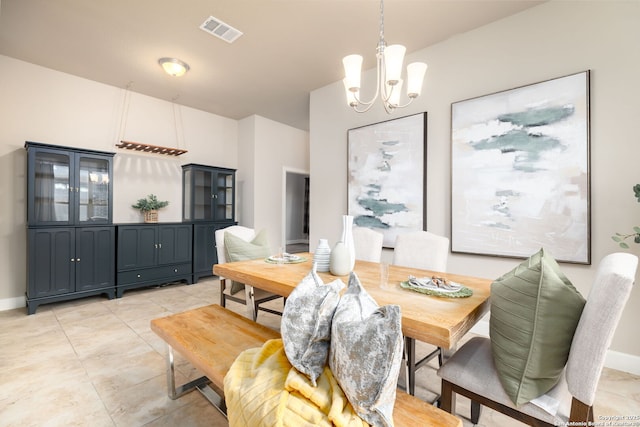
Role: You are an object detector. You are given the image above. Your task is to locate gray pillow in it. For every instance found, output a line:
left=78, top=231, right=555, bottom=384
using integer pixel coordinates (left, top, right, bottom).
left=490, top=248, right=586, bottom=406
left=281, top=269, right=345, bottom=386
left=224, top=229, right=270, bottom=294
left=329, top=272, right=403, bottom=427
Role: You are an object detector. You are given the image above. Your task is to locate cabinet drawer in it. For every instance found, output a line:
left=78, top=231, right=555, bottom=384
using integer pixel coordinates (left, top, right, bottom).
left=117, top=263, right=192, bottom=285
left=159, top=263, right=192, bottom=278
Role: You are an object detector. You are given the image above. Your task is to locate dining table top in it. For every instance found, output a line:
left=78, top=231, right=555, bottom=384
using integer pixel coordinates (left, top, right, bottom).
left=213, top=252, right=493, bottom=349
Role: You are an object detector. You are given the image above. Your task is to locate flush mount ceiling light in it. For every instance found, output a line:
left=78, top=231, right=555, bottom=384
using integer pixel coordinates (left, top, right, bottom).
left=158, top=57, right=190, bottom=77
left=342, top=0, right=428, bottom=114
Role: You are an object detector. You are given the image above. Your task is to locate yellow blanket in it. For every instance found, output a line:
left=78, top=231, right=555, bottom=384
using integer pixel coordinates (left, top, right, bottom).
left=224, top=339, right=369, bottom=427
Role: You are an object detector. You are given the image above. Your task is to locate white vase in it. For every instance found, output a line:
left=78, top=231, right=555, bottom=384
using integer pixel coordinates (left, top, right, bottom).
left=330, top=241, right=351, bottom=276
left=313, top=238, right=331, bottom=272
left=340, top=215, right=356, bottom=270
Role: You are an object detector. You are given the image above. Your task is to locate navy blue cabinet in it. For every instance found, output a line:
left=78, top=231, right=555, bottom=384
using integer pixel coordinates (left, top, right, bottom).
left=116, top=223, right=193, bottom=297
left=182, top=164, right=236, bottom=282
left=25, top=142, right=115, bottom=314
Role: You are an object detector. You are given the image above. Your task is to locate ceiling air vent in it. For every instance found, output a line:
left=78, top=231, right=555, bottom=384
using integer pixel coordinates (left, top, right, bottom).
left=200, top=16, right=243, bottom=43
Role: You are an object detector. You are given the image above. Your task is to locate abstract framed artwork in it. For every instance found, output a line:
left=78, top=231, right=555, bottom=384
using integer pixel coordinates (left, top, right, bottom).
left=451, top=71, right=591, bottom=264
left=348, top=112, right=427, bottom=248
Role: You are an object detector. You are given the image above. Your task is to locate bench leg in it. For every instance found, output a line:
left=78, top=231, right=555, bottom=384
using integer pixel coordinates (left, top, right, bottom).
left=164, top=344, right=228, bottom=417
left=166, top=344, right=210, bottom=399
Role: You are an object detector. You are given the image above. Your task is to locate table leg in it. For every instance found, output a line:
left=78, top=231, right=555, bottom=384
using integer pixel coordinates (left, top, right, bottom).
left=405, top=336, right=417, bottom=396
left=244, top=285, right=257, bottom=321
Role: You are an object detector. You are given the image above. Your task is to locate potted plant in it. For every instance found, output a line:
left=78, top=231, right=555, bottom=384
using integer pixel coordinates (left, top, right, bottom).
left=612, top=184, right=640, bottom=248
left=132, top=194, right=169, bottom=223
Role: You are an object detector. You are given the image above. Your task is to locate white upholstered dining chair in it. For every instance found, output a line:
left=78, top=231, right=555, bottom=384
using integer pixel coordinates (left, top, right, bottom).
left=352, top=227, right=384, bottom=262
left=393, top=230, right=450, bottom=395
left=214, top=225, right=284, bottom=321
left=438, top=252, right=638, bottom=426
left=393, top=231, right=449, bottom=272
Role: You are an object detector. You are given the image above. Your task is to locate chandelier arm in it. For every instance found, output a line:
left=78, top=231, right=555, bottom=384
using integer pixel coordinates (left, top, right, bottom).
left=390, top=96, right=416, bottom=110
left=351, top=50, right=384, bottom=108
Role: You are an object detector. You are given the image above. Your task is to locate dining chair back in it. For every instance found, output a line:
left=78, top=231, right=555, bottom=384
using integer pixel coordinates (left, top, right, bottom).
left=352, top=227, right=384, bottom=263
left=438, top=252, right=638, bottom=426
left=393, top=231, right=449, bottom=272
left=392, top=230, right=450, bottom=396
left=214, top=225, right=283, bottom=321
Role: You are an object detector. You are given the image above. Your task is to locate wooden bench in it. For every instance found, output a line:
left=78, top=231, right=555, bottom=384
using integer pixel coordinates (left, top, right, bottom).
left=151, top=304, right=462, bottom=427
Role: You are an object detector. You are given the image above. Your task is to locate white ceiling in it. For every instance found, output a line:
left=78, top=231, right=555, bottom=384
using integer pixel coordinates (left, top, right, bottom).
left=0, top=0, right=544, bottom=131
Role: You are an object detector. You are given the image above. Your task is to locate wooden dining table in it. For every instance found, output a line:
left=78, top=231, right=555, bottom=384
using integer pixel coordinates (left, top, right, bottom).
left=213, top=252, right=492, bottom=395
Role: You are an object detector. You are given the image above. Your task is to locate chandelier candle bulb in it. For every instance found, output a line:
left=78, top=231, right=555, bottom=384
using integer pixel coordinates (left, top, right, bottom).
left=343, top=80, right=360, bottom=107
left=342, top=55, right=363, bottom=91
left=387, top=79, right=403, bottom=107
left=407, top=62, right=428, bottom=97
left=383, top=44, right=406, bottom=85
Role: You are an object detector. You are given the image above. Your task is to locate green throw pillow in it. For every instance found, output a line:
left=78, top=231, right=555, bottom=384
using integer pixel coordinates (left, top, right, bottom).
left=224, top=229, right=270, bottom=294
left=490, top=248, right=585, bottom=406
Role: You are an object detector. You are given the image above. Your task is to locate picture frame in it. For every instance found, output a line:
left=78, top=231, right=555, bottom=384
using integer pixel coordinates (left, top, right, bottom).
left=451, top=71, right=591, bottom=264
left=348, top=112, right=427, bottom=248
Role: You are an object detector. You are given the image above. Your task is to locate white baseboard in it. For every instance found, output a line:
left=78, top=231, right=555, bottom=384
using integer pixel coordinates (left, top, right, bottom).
left=0, top=295, right=26, bottom=311
left=286, top=239, right=309, bottom=245
left=470, top=317, right=640, bottom=376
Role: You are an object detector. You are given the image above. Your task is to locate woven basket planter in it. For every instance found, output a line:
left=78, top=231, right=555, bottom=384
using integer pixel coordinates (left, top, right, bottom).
left=144, top=210, right=158, bottom=223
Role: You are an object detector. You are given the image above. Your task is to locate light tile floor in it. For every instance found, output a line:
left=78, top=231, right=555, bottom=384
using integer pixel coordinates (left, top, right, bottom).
left=1, top=278, right=638, bottom=426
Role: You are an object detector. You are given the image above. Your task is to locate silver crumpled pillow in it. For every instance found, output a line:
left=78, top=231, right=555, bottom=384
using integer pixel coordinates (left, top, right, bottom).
left=281, top=268, right=345, bottom=386
left=329, top=272, right=403, bottom=427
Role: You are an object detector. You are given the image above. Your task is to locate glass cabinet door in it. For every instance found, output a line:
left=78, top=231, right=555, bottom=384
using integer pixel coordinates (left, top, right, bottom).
left=32, top=150, right=72, bottom=224
left=27, top=143, right=114, bottom=226
left=215, top=171, right=235, bottom=221
left=193, top=169, right=213, bottom=220
left=77, top=155, right=111, bottom=223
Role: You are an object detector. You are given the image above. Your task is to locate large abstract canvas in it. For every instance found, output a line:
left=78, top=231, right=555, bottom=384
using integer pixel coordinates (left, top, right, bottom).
left=451, top=71, right=590, bottom=264
left=348, top=113, right=426, bottom=248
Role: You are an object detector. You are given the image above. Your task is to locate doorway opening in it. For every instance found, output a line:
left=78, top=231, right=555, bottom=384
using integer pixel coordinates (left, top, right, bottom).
left=284, top=170, right=309, bottom=253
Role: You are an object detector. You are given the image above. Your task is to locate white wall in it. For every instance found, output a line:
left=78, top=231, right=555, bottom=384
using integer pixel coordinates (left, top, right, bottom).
left=310, top=1, right=640, bottom=364
left=0, top=55, right=239, bottom=304
left=238, top=115, right=310, bottom=251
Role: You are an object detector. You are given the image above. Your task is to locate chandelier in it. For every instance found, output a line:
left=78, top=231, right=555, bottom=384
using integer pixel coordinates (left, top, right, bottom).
left=342, top=0, right=427, bottom=114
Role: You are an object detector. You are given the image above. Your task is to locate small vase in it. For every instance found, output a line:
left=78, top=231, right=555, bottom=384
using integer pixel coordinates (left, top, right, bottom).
left=340, top=215, right=356, bottom=270
left=330, top=241, right=351, bottom=276
left=313, top=238, right=331, bottom=272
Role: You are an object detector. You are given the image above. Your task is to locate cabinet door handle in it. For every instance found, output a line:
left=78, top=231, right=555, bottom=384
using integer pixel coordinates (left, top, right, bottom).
left=174, top=268, right=178, bottom=273
left=70, top=258, right=75, bottom=262
left=158, top=243, right=162, bottom=249
left=155, top=244, right=158, bottom=249
left=76, top=258, right=80, bottom=262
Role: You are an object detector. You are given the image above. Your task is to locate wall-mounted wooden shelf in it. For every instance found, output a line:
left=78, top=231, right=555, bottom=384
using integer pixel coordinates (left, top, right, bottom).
left=116, top=141, right=188, bottom=156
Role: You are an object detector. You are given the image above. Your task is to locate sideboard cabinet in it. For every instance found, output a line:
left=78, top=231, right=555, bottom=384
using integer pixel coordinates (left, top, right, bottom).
left=25, top=142, right=115, bottom=314
left=116, top=223, right=193, bottom=297
left=182, top=164, right=236, bottom=282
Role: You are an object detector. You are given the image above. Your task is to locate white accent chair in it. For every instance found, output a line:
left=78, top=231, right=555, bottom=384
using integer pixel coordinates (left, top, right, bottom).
left=214, top=225, right=283, bottom=321
left=352, top=227, right=384, bottom=262
left=438, top=252, right=638, bottom=426
left=393, top=231, right=450, bottom=396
